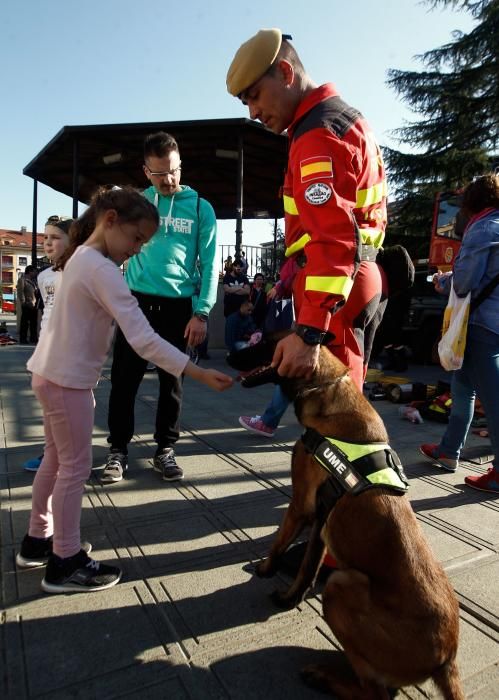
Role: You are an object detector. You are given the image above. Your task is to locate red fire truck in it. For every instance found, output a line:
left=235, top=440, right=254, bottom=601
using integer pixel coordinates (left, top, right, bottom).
left=400, top=191, right=467, bottom=363
left=428, top=190, right=467, bottom=272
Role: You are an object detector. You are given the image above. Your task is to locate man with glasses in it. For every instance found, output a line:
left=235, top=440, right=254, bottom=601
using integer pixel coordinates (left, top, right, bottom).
left=102, top=131, right=218, bottom=484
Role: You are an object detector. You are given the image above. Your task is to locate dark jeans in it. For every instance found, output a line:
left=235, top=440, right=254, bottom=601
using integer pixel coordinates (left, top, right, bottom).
left=20, top=305, right=38, bottom=343
left=107, top=292, right=191, bottom=453
left=440, top=325, right=499, bottom=472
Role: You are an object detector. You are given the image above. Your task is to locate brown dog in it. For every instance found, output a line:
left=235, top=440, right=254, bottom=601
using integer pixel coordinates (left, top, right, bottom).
left=230, top=343, right=464, bottom=699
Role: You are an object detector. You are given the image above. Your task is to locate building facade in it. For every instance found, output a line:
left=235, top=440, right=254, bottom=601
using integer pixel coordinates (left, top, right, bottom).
left=0, top=228, right=44, bottom=312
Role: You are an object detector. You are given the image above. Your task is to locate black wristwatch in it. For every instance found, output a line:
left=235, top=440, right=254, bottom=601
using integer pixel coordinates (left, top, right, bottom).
left=294, top=324, right=329, bottom=346
left=194, top=312, right=208, bottom=322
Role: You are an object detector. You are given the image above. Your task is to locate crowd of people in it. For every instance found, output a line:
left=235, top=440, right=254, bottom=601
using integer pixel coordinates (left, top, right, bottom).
left=14, top=28, right=498, bottom=598
left=222, top=258, right=274, bottom=351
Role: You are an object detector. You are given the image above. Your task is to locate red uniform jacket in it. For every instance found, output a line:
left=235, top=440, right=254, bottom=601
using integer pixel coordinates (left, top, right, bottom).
left=284, top=83, right=387, bottom=331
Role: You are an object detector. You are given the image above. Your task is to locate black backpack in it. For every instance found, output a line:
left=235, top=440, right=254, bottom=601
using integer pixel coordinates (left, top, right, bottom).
left=376, top=245, right=415, bottom=296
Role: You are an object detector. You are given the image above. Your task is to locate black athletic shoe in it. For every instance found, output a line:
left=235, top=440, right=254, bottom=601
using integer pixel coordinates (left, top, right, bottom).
left=41, top=549, right=122, bottom=593
left=153, top=448, right=184, bottom=481
left=16, top=534, right=92, bottom=569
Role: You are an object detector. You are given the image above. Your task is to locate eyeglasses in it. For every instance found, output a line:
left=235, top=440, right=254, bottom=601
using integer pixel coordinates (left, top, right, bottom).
left=145, top=164, right=182, bottom=178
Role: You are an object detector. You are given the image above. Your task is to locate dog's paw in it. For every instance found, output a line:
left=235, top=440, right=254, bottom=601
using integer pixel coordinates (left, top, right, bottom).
left=242, top=562, right=258, bottom=575
left=270, top=589, right=299, bottom=609
left=255, top=559, right=276, bottom=578
left=300, top=664, right=331, bottom=692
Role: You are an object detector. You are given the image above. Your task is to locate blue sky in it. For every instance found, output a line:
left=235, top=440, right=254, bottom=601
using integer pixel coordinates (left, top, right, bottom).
left=0, top=0, right=474, bottom=247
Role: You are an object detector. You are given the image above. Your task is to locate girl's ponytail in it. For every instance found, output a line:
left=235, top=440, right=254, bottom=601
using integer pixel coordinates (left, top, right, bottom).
left=54, top=186, right=159, bottom=271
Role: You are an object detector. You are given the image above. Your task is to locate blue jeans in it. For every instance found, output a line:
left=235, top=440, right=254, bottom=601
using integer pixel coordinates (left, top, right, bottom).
left=440, top=325, right=499, bottom=471
left=261, top=385, right=291, bottom=429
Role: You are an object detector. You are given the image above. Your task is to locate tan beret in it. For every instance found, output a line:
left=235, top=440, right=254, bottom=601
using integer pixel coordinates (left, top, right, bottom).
left=226, top=28, right=283, bottom=97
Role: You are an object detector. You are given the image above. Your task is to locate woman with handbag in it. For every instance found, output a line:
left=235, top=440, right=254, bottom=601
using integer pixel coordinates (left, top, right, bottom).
left=420, top=173, right=499, bottom=494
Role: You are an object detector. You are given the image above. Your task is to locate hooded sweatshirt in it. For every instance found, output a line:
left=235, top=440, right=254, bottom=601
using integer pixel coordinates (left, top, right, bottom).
left=125, top=185, right=218, bottom=316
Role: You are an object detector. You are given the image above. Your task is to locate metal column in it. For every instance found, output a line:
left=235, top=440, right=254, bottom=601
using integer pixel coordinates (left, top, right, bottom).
left=272, top=217, right=278, bottom=278
left=235, top=134, right=243, bottom=258
left=31, top=180, right=38, bottom=265
left=72, top=138, right=79, bottom=218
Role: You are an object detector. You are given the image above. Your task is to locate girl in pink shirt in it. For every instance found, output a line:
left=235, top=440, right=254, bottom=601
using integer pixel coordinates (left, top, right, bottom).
left=16, top=187, right=233, bottom=594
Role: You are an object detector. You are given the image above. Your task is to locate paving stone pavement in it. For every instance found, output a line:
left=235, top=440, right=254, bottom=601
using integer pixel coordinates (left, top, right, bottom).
left=1, top=318, right=498, bottom=699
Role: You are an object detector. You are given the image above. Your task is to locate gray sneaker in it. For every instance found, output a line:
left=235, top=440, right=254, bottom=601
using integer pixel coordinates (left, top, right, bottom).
left=101, top=451, right=128, bottom=483
left=419, top=444, right=458, bottom=472
left=153, top=449, right=184, bottom=481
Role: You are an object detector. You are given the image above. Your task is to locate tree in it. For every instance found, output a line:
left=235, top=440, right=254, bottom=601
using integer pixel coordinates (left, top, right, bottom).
left=258, top=220, right=286, bottom=280
left=384, top=0, right=499, bottom=258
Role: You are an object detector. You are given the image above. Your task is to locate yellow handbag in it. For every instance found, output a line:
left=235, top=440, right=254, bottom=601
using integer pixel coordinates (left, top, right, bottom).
left=438, top=281, right=470, bottom=371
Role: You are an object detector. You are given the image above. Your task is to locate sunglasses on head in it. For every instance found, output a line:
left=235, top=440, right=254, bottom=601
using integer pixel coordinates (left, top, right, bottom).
left=46, top=215, right=70, bottom=224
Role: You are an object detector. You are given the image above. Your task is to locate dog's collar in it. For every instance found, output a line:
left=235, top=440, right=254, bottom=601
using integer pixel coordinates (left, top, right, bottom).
left=295, top=371, right=350, bottom=399
left=301, top=427, right=409, bottom=495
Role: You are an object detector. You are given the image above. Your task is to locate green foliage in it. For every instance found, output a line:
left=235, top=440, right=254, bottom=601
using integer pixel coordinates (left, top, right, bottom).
left=384, top=0, right=498, bottom=258
left=258, top=221, right=286, bottom=281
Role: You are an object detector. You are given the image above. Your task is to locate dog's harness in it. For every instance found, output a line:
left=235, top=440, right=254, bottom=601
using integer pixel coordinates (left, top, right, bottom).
left=301, top=427, right=409, bottom=518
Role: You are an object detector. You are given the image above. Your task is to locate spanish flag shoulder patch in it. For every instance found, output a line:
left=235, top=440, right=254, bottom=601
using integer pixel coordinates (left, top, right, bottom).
left=300, top=156, right=333, bottom=183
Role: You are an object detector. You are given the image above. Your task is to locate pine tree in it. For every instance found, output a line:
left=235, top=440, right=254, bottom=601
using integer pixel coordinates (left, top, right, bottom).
left=259, top=221, right=286, bottom=280
left=384, top=0, right=499, bottom=258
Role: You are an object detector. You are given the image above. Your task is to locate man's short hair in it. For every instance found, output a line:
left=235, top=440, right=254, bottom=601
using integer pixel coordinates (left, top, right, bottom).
left=144, top=132, right=179, bottom=160
left=233, top=258, right=243, bottom=267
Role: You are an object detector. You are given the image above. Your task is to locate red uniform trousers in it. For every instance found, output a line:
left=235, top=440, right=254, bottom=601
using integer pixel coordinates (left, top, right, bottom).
left=293, top=261, right=386, bottom=391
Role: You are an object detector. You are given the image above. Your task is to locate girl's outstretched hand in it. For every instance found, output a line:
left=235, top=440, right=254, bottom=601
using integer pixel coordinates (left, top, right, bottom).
left=200, top=368, right=234, bottom=391
left=184, top=361, right=234, bottom=391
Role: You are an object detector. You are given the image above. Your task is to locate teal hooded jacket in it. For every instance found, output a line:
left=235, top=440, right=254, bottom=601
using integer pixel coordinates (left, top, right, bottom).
left=125, top=185, right=218, bottom=316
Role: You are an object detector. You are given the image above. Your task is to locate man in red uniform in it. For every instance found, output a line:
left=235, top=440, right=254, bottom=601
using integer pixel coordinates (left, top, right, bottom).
left=226, top=29, right=388, bottom=389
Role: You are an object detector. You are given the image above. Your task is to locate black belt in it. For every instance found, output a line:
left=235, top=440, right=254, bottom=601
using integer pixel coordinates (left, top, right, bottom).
left=295, top=245, right=378, bottom=268
left=132, top=291, right=190, bottom=314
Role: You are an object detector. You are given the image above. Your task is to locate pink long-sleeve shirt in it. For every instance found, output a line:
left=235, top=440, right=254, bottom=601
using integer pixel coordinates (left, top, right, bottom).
left=27, top=245, right=189, bottom=389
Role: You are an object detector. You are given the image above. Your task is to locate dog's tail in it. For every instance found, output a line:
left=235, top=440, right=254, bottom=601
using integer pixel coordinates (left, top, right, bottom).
left=432, top=658, right=465, bottom=700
